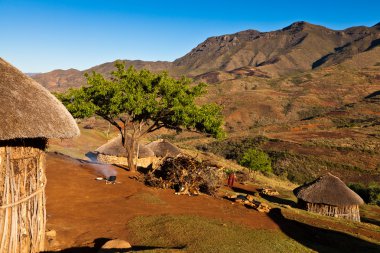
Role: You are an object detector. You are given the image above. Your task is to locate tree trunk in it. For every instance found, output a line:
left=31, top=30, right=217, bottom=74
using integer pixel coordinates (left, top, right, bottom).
left=129, top=146, right=137, bottom=173
left=121, top=125, right=138, bottom=173
left=126, top=138, right=137, bottom=173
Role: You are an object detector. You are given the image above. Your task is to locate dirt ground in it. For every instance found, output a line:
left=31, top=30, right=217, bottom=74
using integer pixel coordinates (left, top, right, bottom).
left=45, top=152, right=278, bottom=251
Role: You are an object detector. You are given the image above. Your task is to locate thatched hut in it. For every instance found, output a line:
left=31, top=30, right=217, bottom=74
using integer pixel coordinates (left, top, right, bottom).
left=0, top=58, right=79, bottom=252
left=145, top=139, right=181, bottom=157
left=293, top=173, right=364, bottom=222
left=95, top=135, right=155, bottom=167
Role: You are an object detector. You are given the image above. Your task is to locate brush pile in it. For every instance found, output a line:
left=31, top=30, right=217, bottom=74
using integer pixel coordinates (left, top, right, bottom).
left=144, top=155, right=224, bottom=196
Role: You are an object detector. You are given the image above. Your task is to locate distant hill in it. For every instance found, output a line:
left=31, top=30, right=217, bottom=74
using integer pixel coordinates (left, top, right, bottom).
left=32, top=21, right=380, bottom=90
left=32, top=60, right=172, bottom=91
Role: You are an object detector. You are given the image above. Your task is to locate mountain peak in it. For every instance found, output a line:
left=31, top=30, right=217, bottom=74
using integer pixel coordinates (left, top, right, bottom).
left=283, top=21, right=314, bottom=30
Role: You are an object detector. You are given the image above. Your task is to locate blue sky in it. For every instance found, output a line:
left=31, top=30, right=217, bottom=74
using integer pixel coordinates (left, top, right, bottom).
left=1, top=0, right=379, bottom=72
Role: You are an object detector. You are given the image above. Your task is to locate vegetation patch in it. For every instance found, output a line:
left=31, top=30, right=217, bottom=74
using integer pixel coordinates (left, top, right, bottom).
left=348, top=182, right=380, bottom=206
left=197, top=135, right=273, bottom=160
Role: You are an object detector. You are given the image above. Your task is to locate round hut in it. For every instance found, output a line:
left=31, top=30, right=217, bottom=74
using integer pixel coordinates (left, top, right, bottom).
left=95, top=135, right=155, bottom=167
left=145, top=139, right=181, bottom=157
left=0, top=58, right=79, bottom=252
left=293, top=173, right=364, bottom=222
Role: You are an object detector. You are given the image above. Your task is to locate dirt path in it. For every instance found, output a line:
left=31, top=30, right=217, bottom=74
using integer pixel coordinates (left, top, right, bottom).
left=45, top=153, right=278, bottom=250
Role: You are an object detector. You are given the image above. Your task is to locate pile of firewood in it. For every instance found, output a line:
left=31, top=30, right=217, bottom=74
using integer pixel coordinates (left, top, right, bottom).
left=260, top=188, right=279, bottom=196
left=226, top=194, right=271, bottom=213
left=144, top=155, right=224, bottom=196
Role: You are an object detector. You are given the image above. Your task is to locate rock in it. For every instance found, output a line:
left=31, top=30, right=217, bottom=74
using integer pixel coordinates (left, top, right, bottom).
left=246, top=194, right=255, bottom=202
left=260, top=188, right=279, bottom=196
left=228, top=194, right=238, bottom=199
left=98, top=239, right=132, bottom=253
left=46, top=229, right=56, bottom=238
left=256, top=202, right=271, bottom=213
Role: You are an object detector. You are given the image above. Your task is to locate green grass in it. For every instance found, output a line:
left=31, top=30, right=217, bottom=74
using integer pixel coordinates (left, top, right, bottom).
left=127, top=215, right=312, bottom=253
left=128, top=192, right=166, bottom=205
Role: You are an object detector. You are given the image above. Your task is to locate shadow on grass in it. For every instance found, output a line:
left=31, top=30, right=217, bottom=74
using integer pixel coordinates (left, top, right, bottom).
left=268, top=208, right=380, bottom=253
left=231, top=186, right=256, bottom=195
left=259, top=193, right=297, bottom=207
left=361, top=217, right=380, bottom=227
left=231, top=186, right=297, bottom=207
left=44, top=237, right=186, bottom=253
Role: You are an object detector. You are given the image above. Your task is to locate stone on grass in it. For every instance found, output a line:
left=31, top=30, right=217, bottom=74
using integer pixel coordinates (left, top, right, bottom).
left=98, top=239, right=132, bottom=253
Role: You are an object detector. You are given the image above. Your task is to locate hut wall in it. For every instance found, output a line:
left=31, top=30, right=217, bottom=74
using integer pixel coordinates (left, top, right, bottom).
left=306, top=202, right=361, bottom=222
left=0, top=145, right=46, bottom=253
left=97, top=154, right=157, bottom=168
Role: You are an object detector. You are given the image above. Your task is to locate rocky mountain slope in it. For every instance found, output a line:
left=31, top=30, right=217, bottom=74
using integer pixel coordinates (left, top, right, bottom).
left=175, top=21, right=380, bottom=77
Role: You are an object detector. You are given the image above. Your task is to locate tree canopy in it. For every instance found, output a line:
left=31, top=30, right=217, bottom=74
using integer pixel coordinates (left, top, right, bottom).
left=239, top=148, right=272, bottom=173
left=57, top=62, right=225, bottom=171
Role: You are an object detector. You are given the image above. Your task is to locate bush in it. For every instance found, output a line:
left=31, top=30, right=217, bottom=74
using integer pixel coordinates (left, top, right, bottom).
left=348, top=182, right=380, bottom=205
left=239, top=148, right=272, bottom=173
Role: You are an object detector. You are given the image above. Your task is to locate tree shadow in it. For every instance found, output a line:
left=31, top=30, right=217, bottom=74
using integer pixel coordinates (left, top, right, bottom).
left=268, top=208, right=380, bottom=253
left=43, top=237, right=186, bottom=253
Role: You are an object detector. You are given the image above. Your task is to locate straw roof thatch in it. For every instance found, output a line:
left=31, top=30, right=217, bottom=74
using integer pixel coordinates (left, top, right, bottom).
left=95, top=135, right=154, bottom=158
left=293, top=173, right=364, bottom=206
left=145, top=139, right=181, bottom=157
left=0, top=58, right=79, bottom=140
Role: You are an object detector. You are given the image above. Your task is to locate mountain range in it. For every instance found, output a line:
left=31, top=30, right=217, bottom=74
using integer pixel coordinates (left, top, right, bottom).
left=32, top=21, right=380, bottom=91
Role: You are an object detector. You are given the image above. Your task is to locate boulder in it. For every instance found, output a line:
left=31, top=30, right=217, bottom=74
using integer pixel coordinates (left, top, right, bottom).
left=98, top=239, right=132, bottom=253
left=46, top=229, right=56, bottom=238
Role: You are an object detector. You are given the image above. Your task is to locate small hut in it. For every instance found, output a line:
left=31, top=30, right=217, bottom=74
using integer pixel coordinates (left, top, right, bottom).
left=0, top=58, right=79, bottom=252
left=95, top=135, right=155, bottom=167
left=145, top=139, right=181, bottom=157
left=293, top=173, right=364, bottom=222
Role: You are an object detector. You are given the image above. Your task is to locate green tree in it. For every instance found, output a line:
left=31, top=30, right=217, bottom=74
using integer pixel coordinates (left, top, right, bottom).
left=56, top=62, right=225, bottom=172
left=239, top=148, right=272, bottom=173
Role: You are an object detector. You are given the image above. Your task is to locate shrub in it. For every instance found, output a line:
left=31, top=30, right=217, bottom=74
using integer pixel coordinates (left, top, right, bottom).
left=239, top=148, right=272, bottom=173
left=348, top=182, right=380, bottom=205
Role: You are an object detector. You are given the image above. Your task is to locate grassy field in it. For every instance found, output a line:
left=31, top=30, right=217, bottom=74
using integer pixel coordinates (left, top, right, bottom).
left=126, top=211, right=380, bottom=253
left=127, top=215, right=313, bottom=253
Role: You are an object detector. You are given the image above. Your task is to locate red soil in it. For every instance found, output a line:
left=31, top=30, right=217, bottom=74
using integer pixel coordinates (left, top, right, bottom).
left=45, top=153, right=278, bottom=250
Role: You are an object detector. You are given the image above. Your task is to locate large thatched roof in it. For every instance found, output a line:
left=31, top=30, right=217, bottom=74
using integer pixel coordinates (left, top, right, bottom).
left=0, top=58, right=79, bottom=140
left=293, top=173, right=364, bottom=206
left=95, top=135, right=154, bottom=158
left=145, top=139, right=181, bottom=157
